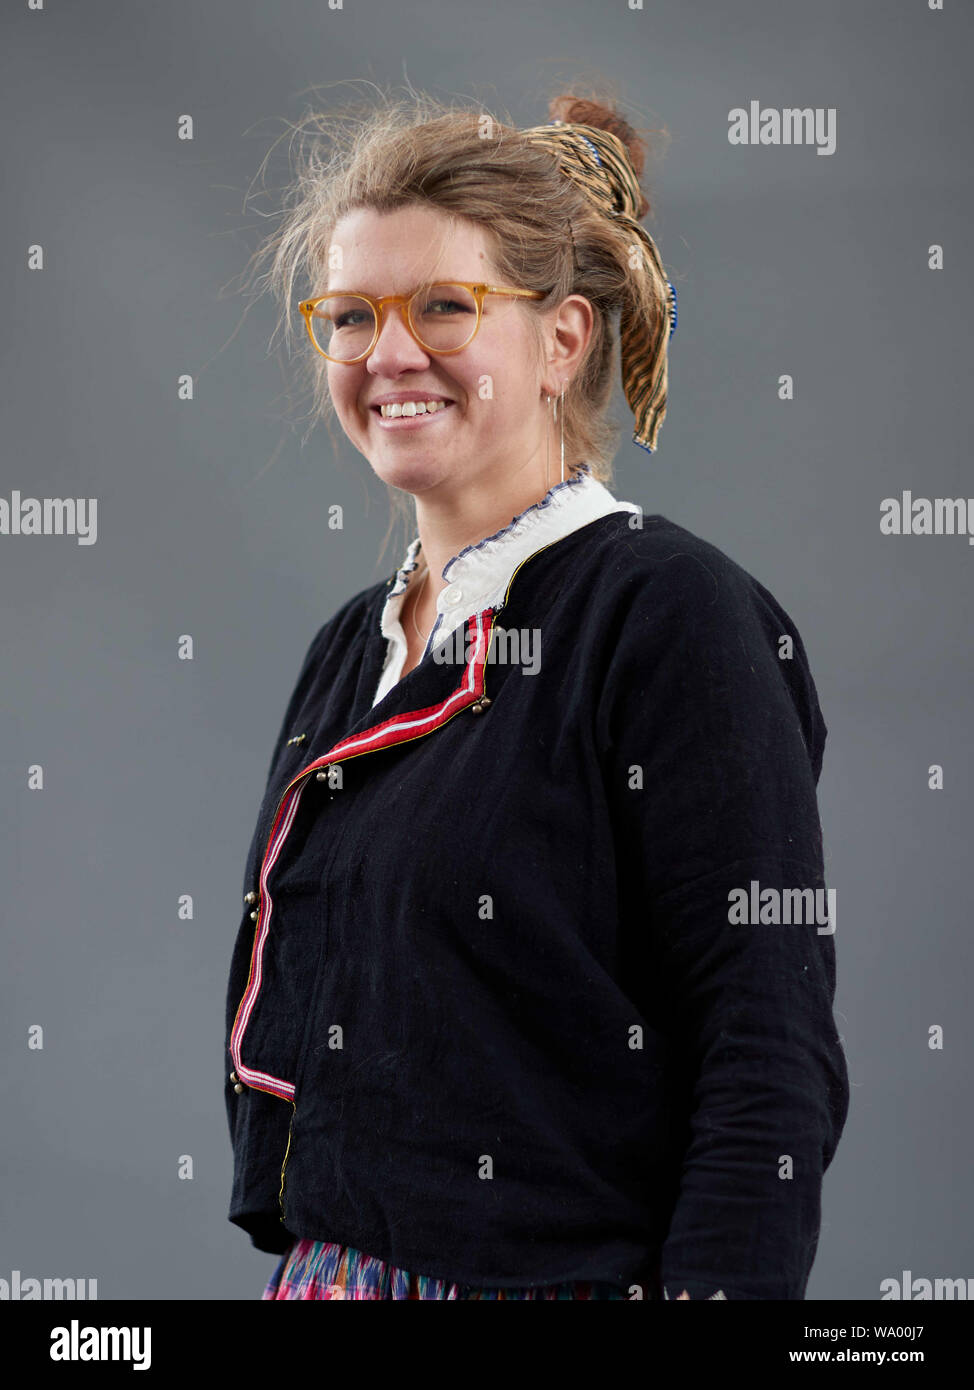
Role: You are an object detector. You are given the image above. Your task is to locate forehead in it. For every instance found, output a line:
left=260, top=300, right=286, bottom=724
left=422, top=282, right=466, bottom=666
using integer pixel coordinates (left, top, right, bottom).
left=325, top=205, right=493, bottom=291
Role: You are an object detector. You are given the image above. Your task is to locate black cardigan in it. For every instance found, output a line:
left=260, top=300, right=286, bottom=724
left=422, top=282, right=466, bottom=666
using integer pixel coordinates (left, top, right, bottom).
left=223, top=509, right=849, bottom=1299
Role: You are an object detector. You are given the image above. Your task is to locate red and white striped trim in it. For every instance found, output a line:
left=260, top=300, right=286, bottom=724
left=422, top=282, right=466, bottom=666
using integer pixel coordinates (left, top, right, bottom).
left=230, top=609, right=497, bottom=1100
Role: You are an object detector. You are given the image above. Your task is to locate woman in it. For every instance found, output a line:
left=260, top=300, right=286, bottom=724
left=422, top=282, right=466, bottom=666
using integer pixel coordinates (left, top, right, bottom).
left=224, top=89, right=850, bottom=1300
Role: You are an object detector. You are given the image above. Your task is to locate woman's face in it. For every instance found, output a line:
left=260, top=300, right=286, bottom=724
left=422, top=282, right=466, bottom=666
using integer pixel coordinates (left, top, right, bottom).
left=323, top=204, right=557, bottom=504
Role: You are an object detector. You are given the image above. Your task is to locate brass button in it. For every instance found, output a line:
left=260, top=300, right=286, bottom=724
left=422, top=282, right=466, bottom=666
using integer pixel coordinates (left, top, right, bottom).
left=249, top=910, right=258, bottom=921
left=316, top=763, right=339, bottom=781
left=233, top=1082, right=245, bottom=1094
left=244, top=891, right=257, bottom=905
left=470, top=697, right=492, bottom=716
left=229, top=1071, right=238, bottom=1083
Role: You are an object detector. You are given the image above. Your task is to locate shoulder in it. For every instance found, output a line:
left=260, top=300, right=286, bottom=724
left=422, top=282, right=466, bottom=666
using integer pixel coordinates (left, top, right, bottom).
left=581, top=512, right=828, bottom=777
left=583, top=513, right=785, bottom=622
left=280, top=576, right=386, bottom=703
left=303, top=577, right=387, bottom=661
left=580, top=512, right=817, bottom=657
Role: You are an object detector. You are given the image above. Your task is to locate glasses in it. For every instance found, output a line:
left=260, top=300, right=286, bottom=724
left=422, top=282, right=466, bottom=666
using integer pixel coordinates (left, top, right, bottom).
left=298, top=282, right=546, bottom=363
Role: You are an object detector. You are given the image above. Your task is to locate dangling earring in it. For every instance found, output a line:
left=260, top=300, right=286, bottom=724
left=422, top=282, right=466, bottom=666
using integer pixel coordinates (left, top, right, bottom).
left=545, top=394, right=551, bottom=493
left=545, top=384, right=567, bottom=490
left=553, top=383, right=566, bottom=483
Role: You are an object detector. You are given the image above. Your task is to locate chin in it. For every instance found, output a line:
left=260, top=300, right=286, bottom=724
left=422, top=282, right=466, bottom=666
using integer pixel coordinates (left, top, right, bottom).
left=370, top=455, right=456, bottom=497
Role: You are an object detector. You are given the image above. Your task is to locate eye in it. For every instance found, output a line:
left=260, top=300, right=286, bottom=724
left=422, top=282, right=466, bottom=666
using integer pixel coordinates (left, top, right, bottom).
left=413, top=284, right=478, bottom=317
left=334, top=308, right=370, bottom=328
left=422, top=297, right=473, bottom=316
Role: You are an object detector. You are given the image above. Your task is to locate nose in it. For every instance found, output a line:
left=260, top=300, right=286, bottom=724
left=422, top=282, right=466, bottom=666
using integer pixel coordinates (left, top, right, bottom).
left=365, top=303, right=431, bottom=376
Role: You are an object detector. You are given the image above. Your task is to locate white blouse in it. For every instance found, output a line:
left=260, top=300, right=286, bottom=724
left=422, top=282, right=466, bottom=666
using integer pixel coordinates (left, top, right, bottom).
left=372, top=464, right=640, bottom=707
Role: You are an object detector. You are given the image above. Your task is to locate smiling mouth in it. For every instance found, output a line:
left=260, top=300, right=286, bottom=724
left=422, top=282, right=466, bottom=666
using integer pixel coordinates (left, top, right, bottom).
left=372, top=400, right=453, bottom=419
left=370, top=400, right=455, bottom=428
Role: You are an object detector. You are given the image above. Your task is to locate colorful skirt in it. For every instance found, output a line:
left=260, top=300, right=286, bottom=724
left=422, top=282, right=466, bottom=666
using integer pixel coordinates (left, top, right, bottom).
left=262, top=1237, right=631, bottom=1300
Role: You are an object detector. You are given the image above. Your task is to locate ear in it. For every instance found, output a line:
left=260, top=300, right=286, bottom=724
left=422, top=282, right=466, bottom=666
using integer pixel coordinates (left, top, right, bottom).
left=540, top=294, right=594, bottom=395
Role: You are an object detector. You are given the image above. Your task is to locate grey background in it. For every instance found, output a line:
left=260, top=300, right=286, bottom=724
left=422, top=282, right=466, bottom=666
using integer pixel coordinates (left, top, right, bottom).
left=1, top=0, right=971, bottom=1300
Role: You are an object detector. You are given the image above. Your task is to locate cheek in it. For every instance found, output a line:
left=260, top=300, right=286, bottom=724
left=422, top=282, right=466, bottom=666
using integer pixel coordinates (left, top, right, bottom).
left=493, top=362, right=536, bottom=413
left=500, top=330, right=540, bottom=399
left=470, top=341, right=537, bottom=411
left=328, top=369, right=361, bottom=422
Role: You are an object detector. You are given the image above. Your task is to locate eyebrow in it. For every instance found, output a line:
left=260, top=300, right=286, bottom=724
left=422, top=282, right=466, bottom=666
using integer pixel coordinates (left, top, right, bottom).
left=322, top=281, right=470, bottom=295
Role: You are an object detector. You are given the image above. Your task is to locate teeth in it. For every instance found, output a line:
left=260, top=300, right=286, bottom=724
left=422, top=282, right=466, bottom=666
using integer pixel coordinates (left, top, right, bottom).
left=378, top=400, right=449, bottom=418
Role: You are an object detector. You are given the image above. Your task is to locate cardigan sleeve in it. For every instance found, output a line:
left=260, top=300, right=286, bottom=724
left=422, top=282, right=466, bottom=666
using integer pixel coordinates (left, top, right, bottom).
left=595, top=548, right=849, bottom=1300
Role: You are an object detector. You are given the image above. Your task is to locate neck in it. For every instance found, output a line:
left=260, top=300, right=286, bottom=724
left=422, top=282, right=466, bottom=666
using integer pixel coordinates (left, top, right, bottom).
left=413, top=459, right=574, bottom=597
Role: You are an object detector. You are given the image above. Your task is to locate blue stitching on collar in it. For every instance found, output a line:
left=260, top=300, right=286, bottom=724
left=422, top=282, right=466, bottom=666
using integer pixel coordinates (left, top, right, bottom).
left=388, top=536, right=423, bottom=597
left=441, top=464, right=591, bottom=580
left=387, top=461, right=595, bottom=594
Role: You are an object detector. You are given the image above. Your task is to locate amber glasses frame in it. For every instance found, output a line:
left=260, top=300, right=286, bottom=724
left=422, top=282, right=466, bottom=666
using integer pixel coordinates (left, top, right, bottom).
left=298, top=282, right=547, bottom=363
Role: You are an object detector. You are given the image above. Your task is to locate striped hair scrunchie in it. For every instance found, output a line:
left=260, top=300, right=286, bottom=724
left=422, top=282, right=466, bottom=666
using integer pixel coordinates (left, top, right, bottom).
left=520, top=118, right=677, bottom=455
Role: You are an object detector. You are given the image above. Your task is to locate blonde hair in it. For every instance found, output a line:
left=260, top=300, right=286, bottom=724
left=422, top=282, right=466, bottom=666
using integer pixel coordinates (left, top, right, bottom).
left=239, top=81, right=669, bottom=570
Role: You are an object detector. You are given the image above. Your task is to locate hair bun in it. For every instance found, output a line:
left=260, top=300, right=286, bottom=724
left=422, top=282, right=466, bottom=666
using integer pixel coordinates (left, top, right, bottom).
left=547, top=94, right=656, bottom=219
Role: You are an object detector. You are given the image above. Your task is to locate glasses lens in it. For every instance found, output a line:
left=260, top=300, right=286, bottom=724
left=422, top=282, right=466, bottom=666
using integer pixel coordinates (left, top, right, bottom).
left=309, top=295, right=376, bottom=361
left=308, top=285, right=480, bottom=359
left=409, top=284, right=479, bottom=352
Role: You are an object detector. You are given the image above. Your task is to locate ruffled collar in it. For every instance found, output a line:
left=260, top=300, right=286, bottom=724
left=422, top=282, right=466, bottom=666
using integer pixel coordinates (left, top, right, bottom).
left=380, top=464, right=639, bottom=646
left=387, top=464, right=622, bottom=596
